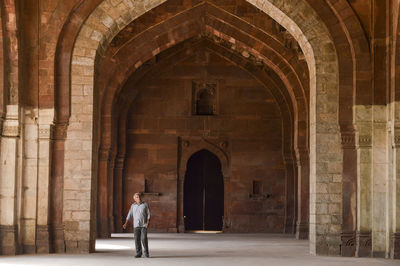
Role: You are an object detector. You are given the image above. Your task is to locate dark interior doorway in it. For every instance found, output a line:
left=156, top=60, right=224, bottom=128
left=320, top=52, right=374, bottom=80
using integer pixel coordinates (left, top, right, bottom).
left=184, top=149, right=224, bottom=231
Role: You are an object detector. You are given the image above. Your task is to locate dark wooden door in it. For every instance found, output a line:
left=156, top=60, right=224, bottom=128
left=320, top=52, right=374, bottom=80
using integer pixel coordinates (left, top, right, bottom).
left=184, top=149, right=224, bottom=231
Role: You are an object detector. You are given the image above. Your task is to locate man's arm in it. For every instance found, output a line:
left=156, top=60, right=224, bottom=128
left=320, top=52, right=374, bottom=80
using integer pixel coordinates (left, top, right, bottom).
left=123, top=206, right=133, bottom=229
left=145, top=203, right=151, bottom=228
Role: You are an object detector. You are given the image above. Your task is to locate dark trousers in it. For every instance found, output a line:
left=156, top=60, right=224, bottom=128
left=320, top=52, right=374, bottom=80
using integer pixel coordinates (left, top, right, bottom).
left=134, top=227, right=149, bottom=256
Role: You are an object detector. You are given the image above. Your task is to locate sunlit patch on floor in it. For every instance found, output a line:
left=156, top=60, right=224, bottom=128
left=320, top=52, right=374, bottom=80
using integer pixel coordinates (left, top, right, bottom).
left=95, top=243, right=131, bottom=250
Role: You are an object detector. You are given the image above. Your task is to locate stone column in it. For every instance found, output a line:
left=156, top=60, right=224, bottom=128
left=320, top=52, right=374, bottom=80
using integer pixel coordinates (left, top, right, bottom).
left=283, top=154, right=296, bottom=234
left=113, top=155, right=125, bottom=233
left=340, top=129, right=357, bottom=257
left=21, top=108, right=39, bottom=253
left=0, top=105, right=20, bottom=255
left=391, top=130, right=400, bottom=259
left=36, top=109, right=54, bottom=253
left=107, top=150, right=115, bottom=234
left=371, top=108, right=388, bottom=258
left=356, top=132, right=372, bottom=257
left=296, top=148, right=309, bottom=240
left=97, top=146, right=110, bottom=238
left=50, top=122, right=67, bottom=253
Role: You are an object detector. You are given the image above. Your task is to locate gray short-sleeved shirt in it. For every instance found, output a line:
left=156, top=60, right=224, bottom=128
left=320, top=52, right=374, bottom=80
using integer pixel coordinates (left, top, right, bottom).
left=126, top=202, right=151, bottom=228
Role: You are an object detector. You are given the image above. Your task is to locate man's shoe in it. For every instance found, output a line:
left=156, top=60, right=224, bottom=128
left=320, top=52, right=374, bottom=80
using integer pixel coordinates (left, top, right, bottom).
left=135, top=254, right=142, bottom=258
left=144, top=254, right=150, bottom=258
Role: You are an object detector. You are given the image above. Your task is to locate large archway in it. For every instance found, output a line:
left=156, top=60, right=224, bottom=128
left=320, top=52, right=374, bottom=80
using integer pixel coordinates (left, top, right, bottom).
left=60, top=0, right=341, bottom=256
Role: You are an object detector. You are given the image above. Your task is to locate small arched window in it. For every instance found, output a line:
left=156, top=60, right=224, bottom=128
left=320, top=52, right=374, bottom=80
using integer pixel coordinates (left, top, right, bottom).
left=196, top=89, right=214, bottom=115
left=192, top=81, right=217, bottom=116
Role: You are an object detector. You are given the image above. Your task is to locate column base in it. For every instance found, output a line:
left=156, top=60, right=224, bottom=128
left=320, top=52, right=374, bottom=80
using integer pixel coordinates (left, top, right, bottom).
left=391, top=232, right=400, bottom=259
left=340, top=231, right=356, bottom=257
left=114, top=215, right=123, bottom=233
left=97, top=218, right=110, bottom=238
left=108, top=216, right=115, bottom=235
left=284, top=219, right=295, bottom=234
left=36, top=225, right=51, bottom=253
left=356, top=231, right=371, bottom=257
left=178, top=224, right=185, bottom=233
left=0, top=225, right=19, bottom=255
left=296, top=222, right=308, bottom=240
left=52, top=225, right=66, bottom=253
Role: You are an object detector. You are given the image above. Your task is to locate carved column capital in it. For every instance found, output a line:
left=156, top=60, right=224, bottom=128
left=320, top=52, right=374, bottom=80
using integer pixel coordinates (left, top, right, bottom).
left=394, top=135, right=400, bottom=148
left=51, top=122, right=68, bottom=140
left=115, top=156, right=125, bottom=169
left=2, top=105, right=20, bottom=137
left=341, top=131, right=356, bottom=149
left=99, top=147, right=111, bottom=161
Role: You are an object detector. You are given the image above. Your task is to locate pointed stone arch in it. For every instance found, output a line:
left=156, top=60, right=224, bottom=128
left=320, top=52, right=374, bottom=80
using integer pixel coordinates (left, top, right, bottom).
left=177, top=137, right=230, bottom=232
left=64, top=0, right=341, bottom=255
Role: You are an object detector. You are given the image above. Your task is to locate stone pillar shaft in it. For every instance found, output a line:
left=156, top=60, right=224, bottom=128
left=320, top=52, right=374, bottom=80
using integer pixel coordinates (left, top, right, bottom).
left=35, top=109, right=54, bottom=253
left=50, top=122, right=67, bottom=253
left=296, top=148, right=309, bottom=240
left=0, top=105, right=20, bottom=255
left=340, top=130, right=357, bottom=257
left=391, top=131, right=400, bottom=259
left=284, top=155, right=296, bottom=234
left=356, top=132, right=372, bottom=257
left=97, top=147, right=110, bottom=238
left=21, top=108, right=39, bottom=253
left=113, top=156, right=125, bottom=233
left=372, top=114, right=388, bottom=257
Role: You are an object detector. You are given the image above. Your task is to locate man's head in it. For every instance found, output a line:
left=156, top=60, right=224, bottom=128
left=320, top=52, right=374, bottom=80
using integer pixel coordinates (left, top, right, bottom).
left=133, top=193, right=142, bottom=204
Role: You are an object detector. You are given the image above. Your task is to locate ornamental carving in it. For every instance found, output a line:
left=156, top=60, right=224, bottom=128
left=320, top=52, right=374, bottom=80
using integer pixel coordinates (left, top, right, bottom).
left=51, top=123, right=68, bottom=140
left=356, top=231, right=372, bottom=247
left=341, top=132, right=355, bottom=149
left=39, top=127, right=51, bottom=139
left=2, top=125, right=19, bottom=137
left=358, top=135, right=372, bottom=148
left=394, top=135, right=400, bottom=147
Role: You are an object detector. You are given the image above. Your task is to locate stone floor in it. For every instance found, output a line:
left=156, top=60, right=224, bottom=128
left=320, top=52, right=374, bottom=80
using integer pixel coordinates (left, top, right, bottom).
left=1, top=233, right=398, bottom=266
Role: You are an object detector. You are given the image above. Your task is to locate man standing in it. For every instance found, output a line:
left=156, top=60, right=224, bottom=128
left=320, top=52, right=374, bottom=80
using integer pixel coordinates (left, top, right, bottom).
left=123, top=192, right=151, bottom=258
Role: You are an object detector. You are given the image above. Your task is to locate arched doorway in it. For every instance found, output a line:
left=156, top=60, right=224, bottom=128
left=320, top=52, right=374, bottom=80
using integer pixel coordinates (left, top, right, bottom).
left=184, top=149, right=224, bottom=231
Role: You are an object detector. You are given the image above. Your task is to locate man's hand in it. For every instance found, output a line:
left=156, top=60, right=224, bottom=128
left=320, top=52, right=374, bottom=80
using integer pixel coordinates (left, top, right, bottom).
left=123, top=222, right=127, bottom=230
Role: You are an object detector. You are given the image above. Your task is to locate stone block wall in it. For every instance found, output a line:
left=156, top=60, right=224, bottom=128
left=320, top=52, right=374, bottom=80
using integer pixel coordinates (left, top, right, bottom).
left=123, top=47, right=286, bottom=232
